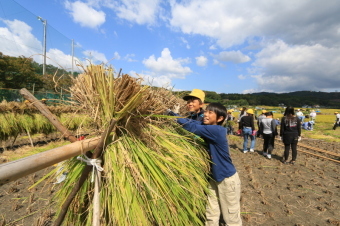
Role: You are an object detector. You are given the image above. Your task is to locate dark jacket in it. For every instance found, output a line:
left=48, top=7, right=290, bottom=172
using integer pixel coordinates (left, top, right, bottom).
left=187, top=109, right=204, bottom=121
left=239, top=115, right=255, bottom=131
left=280, top=116, right=301, bottom=137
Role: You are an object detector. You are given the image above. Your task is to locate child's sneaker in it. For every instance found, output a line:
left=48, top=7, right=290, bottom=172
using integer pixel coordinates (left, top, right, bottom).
left=243, top=150, right=248, bottom=153
left=250, top=149, right=254, bottom=152
left=263, top=152, right=267, bottom=156
left=267, top=154, right=272, bottom=159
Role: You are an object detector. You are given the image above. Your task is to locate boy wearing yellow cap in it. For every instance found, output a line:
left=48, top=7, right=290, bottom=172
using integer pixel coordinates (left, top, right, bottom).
left=183, top=89, right=205, bottom=121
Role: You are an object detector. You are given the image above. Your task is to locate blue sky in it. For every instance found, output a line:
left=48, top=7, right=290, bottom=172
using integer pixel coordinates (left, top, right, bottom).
left=1, top=0, right=340, bottom=94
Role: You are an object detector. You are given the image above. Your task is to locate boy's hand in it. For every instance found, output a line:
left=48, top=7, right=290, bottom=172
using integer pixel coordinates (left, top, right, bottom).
left=173, top=103, right=180, bottom=114
left=252, top=130, right=257, bottom=136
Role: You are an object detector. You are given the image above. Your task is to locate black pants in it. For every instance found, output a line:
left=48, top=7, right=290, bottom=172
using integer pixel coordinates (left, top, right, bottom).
left=262, top=133, right=275, bottom=154
left=333, top=121, right=339, bottom=130
left=283, top=135, right=298, bottom=161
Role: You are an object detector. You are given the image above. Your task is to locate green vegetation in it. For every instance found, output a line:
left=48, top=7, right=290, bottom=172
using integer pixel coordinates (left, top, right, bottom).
left=175, top=91, right=340, bottom=108
left=0, top=52, right=76, bottom=91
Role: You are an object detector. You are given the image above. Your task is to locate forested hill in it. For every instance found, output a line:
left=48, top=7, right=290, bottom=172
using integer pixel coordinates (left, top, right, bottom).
left=175, top=91, right=340, bottom=108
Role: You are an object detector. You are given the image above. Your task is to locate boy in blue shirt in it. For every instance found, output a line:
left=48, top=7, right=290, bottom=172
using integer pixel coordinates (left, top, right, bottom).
left=168, top=103, right=242, bottom=226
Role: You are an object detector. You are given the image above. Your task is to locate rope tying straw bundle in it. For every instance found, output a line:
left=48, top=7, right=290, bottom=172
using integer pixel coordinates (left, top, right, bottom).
left=77, top=155, right=103, bottom=182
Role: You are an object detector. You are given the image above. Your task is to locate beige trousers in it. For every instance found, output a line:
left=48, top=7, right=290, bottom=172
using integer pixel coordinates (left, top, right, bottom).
left=205, top=172, right=242, bottom=226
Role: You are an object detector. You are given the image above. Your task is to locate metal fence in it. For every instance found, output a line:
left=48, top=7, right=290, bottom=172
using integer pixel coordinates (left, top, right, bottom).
left=0, top=0, right=103, bottom=71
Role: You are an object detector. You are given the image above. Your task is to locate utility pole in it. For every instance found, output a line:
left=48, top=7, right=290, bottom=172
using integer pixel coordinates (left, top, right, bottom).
left=71, top=39, right=74, bottom=77
left=38, top=16, right=47, bottom=75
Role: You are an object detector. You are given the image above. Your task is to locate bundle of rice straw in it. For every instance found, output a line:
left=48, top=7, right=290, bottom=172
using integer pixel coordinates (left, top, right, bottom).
left=53, top=64, right=210, bottom=225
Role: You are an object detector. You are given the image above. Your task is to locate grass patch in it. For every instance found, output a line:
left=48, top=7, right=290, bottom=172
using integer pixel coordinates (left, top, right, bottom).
left=1, top=140, right=70, bottom=162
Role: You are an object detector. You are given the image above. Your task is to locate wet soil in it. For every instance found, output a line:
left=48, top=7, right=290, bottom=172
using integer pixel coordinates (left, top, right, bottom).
left=0, top=136, right=339, bottom=225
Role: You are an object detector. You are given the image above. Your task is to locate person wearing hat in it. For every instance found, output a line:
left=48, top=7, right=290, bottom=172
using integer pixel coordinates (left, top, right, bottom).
left=296, top=109, right=305, bottom=123
left=182, top=89, right=205, bottom=122
left=309, top=110, right=317, bottom=122
left=259, top=111, right=278, bottom=159
left=239, top=109, right=256, bottom=153
left=224, top=110, right=235, bottom=135
left=257, top=110, right=267, bottom=134
left=41, top=98, right=47, bottom=105
left=333, top=111, right=340, bottom=130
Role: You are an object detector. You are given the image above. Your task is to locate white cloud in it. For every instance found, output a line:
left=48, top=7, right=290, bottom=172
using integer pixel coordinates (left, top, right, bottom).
left=113, top=51, right=121, bottom=60
left=64, top=1, right=106, bottom=29
left=0, top=19, right=73, bottom=69
left=242, top=88, right=256, bottom=94
left=108, top=0, right=161, bottom=25
left=124, top=53, right=137, bottom=62
left=129, top=71, right=173, bottom=88
left=250, top=40, right=340, bottom=92
left=82, top=50, right=108, bottom=63
left=169, top=0, right=340, bottom=48
left=0, top=19, right=41, bottom=60
left=238, top=74, right=246, bottom=80
left=143, top=48, right=192, bottom=79
left=214, top=50, right=250, bottom=63
left=180, top=37, right=190, bottom=49
left=195, top=56, right=208, bottom=66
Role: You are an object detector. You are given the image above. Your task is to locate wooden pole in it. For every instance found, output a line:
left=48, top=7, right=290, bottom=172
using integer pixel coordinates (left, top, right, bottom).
left=0, top=136, right=101, bottom=186
left=19, top=88, right=77, bottom=143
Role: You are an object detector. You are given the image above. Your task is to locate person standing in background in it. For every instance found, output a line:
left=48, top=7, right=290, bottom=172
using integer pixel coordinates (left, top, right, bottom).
left=280, top=106, right=301, bottom=165
left=260, top=112, right=277, bottom=159
left=309, top=110, right=317, bottom=122
left=239, top=109, right=256, bottom=153
left=257, top=110, right=267, bottom=136
left=296, top=109, right=305, bottom=123
left=333, top=111, right=340, bottom=130
left=237, top=107, right=247, bottom=123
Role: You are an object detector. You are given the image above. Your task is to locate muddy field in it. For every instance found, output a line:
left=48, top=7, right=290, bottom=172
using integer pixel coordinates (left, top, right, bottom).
left=0, top=135, right=339, bottom=226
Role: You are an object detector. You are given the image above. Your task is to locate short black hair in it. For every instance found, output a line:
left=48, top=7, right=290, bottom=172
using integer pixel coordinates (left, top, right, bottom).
left=265, top=111, right=273, bottom=116
left=205, top=103, right=227, bottom=125
left=185, top=97, right=203, bottom=104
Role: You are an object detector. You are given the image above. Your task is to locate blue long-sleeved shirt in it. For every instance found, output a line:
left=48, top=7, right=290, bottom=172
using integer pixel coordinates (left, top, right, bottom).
left=176, top=117, right=237, bottom=182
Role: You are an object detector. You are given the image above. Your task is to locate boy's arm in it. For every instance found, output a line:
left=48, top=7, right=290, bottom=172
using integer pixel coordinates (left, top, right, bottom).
left=176, top=118, right=220, bottom=141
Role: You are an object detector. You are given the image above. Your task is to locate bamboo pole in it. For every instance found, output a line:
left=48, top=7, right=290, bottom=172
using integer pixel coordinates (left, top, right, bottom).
left=19, top=88, right=77, bottom=143
left=0, top=136, right=100, bottom=186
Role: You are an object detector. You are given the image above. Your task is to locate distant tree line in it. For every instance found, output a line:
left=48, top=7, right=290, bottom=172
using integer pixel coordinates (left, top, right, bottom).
left=0, top=52, right=77, bottom=92
left=175, top=90, right=340, bottom=108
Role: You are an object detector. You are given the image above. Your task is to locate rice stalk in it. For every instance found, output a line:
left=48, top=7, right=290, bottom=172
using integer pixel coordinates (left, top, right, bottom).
left=50, top=64, right=210, bottom=225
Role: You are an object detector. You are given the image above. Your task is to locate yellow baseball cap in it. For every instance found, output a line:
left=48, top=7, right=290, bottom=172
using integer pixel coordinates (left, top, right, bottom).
left=246, top=109, right=254, bottom=114
left=183, top=89, right=205, bottom=103
left=262, top=110, right=267, bottom=113
left=335, top=112, right=339, bottom=114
